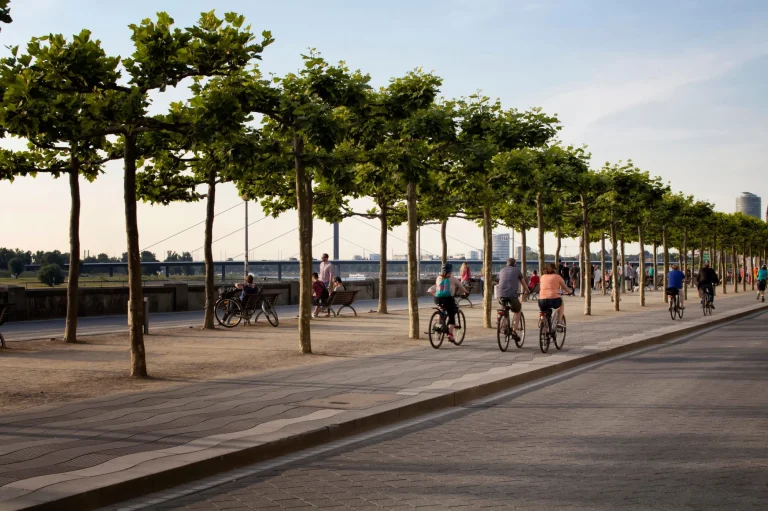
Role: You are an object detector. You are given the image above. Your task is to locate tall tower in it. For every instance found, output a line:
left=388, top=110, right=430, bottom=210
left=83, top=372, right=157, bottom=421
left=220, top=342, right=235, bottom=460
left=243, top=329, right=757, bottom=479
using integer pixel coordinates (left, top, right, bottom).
left=735, top=192, right=761, bottom=218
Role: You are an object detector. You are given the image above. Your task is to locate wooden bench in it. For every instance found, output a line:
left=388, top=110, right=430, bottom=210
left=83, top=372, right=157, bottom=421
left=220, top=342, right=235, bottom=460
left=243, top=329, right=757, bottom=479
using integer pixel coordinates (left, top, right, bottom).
left=325, top=290, right=359, bottom=317
left=0, top=302, right=13, bottom=348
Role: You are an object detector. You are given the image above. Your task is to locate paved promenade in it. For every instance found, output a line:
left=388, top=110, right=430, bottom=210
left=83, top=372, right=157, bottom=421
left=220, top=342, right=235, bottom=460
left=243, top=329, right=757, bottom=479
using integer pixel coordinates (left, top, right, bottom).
left=137, top=310, right=768, bottom=510
left=0, top=293, right=765, bottom=510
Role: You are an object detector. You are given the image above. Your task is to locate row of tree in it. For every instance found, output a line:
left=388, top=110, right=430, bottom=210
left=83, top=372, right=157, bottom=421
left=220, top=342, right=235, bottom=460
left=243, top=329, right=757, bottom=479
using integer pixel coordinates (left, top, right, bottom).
left=1, top=9, right=766, bottom=378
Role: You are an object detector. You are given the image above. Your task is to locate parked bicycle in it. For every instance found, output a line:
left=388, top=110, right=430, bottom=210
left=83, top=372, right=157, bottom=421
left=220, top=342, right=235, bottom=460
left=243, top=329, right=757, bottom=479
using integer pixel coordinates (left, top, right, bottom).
left=667, top=290, right=684, bottom=320
left=497, top=300, right=525, bottom=352
left=538, top=307, right=566, bottom=353
left=215, top=279, right=279, bottom=328
left=428, top=296, right=467, bottom=349
left=456, top=284, right=474, bottom=309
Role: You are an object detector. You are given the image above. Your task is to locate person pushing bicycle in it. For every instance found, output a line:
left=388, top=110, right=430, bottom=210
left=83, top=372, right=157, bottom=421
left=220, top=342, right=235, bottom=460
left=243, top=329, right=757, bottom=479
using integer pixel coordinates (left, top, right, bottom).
left=434, top=264, right=468, bottom=344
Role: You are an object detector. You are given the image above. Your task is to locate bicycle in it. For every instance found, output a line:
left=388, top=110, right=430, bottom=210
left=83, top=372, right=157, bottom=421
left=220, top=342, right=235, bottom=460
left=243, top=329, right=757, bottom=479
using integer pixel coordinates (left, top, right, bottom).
left=538, top=307, right=566, bottom=354
left=701, top=288, right=713, bottom=316
left=214, top=279, right=279, bottom=328
left=456, top=284, right=474, bottom=309
left=667, top=289, right=684, bottom=320
left=428, top=297, right=466, bottom=349
left=496, top=299, right=526, bottom=352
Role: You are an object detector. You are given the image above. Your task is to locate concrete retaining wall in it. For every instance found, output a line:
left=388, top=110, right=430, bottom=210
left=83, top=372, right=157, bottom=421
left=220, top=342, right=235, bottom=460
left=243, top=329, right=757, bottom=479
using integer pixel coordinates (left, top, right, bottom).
left=0, top=278, right=483, bottom=322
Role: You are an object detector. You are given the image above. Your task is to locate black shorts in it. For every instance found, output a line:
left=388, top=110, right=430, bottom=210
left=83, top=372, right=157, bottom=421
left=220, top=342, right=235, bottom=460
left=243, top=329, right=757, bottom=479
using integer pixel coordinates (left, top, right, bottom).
left=759, top=280, right=767, bottom=292
left=538, top=298, right=562, bottom=312
left=499, top=297, right=521, bottom=313
left=665, top=287, right=679, bottom=296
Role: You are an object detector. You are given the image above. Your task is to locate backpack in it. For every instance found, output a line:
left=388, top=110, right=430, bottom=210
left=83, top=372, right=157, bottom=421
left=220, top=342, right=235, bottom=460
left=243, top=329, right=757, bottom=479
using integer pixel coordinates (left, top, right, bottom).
left=435, top=277, right=452, bottom=298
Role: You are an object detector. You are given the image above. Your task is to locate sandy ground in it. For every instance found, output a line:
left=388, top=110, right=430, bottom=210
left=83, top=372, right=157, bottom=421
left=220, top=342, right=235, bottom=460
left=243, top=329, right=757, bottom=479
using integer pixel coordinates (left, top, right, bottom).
left=0, top=288, right=743, bottom=413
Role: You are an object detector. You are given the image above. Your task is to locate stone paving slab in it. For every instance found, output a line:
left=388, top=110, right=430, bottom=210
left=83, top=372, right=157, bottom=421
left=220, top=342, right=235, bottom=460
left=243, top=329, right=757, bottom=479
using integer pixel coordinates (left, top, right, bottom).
left=0, top=294, right=766, bottom=511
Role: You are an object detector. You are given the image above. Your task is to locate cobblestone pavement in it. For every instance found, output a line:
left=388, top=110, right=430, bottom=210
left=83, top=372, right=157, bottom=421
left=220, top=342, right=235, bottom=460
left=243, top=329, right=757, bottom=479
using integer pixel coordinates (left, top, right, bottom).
left=1, top=294, right=765, bottom=509
left=141, top=311, right=768, bottom=511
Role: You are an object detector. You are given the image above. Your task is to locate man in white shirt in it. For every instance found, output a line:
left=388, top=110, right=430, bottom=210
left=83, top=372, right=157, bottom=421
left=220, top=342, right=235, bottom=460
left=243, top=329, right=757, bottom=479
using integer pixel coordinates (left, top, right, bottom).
left=319, top=253, right=334, bottom=288
left=594, top=267, right=602, bottom=291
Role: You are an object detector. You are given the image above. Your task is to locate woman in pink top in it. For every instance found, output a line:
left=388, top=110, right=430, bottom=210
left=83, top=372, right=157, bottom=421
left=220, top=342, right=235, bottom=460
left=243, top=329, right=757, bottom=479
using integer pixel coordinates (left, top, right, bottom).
left=538, top=263, right=570, bottom=326
left=460, top=262, right=471, bottom=286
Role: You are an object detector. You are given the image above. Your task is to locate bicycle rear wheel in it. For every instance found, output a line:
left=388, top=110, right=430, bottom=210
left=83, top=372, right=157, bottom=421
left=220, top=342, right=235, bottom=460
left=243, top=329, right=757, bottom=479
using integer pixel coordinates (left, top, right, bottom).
left=428, top=311, right=445, bottom=349
left=702, top=298, right=708, bottom=316
left=554, top=315, right=566, bottom=350
left=497, top=314, right=510, bottom=352
left=514, top=311, right=525, bottom=348
left=215, top=298, right=242, bottom=328
left=539, top=320, right=550, bottom=354
left=454, top=310, right=467, bottom=345
left=669, top=297, right=676, bottom=320
left=677, top=298, right=684, bottom=319
left=262, top=300, right=279, bottom=327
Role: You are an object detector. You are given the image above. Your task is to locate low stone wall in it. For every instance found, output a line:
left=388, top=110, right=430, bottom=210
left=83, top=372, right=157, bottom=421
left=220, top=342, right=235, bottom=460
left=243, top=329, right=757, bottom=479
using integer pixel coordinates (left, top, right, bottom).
left=0, top=278, right=483, bottom=322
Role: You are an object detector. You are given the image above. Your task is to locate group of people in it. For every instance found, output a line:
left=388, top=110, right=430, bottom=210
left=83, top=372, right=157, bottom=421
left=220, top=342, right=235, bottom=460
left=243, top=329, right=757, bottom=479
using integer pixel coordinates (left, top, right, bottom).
left=310, top=253, right=345, bottom=317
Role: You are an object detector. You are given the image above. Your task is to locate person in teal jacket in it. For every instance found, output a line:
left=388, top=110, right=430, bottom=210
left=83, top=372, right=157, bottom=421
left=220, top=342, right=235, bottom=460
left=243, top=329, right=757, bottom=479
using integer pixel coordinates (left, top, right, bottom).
left=757, top=265, right=767, bottom=302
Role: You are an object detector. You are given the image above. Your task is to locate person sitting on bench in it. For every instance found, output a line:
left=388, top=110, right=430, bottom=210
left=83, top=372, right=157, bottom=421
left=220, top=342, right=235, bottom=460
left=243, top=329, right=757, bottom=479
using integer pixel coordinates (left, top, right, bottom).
left=332, top=276, right=346, bottom=292
left=312, top=272, right=330, bottom=317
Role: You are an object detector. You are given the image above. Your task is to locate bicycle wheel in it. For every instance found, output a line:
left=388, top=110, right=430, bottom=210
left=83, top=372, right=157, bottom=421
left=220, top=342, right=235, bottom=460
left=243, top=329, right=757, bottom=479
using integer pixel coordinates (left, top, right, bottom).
left=702, top=298, right=708, bottom=316
left=262, top=300, right=279, bottom=327
left=677, top=299, right=684, bottom=319
left=428, top=311, right=445, bottom=349
left=215, top=298, right=242, bottom=328
left=454, top=310, right=467, bottom=345
left=514, top=311, right=526, bottom=348
left=554, top=315, right=566, bottom=350
left=497, top=314, right=510, bottom=352
left=669, top=298, right=676, bottom=320
left=539, top=320, right=550, bottom=354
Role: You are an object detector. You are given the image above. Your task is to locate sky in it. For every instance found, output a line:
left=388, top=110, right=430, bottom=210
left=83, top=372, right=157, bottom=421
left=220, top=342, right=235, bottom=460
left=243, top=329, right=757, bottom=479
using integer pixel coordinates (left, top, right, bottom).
left=1, top=0, right=766, bottom=261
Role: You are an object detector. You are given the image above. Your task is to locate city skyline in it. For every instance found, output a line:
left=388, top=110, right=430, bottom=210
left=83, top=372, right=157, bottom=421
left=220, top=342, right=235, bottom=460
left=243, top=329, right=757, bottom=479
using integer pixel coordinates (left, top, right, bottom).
left=1, top=0, right=766, bottom=259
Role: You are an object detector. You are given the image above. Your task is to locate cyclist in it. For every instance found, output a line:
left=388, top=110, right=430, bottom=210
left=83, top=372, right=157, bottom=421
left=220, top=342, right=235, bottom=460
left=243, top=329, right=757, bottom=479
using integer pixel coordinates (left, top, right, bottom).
left=497, top=258, right=528, bottom=337
left=697, top=262, right=719, bottom=309
left=666, top=264, right=686, bottom=310
left=757, top=264, right=767, bottom=301
left=434, top=264, right=468, bottom=344
left=538, top=263, right=570, bottom=328
left=235, top=274, right=257, bottom=301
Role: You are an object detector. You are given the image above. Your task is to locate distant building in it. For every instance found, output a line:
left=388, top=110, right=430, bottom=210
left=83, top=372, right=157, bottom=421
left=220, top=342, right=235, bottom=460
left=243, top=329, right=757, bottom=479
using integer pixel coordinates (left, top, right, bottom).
left=736, top=192, right=761, bottom=218
left=450, top=253, right=466, bottom=260
left=392, top=254, right=407, bottom=260
left=492, top=232, right=510, bottom=260
left=368, top=253, right=380, bottom=260
left=468, top=250, right=483, bottom=260
left=352, top=255, right=364, bottom=261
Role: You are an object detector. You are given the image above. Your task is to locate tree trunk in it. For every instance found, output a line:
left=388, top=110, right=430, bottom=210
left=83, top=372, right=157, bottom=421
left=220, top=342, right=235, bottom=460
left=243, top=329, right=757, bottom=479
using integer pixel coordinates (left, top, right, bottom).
left=733, top=245, right=739, bottom=294
left=482, top=206, right=493, bottom=328
left=653, top=242, right=658, bottom=291
left=721, top=247, right=727, bottom=295
left=620, top=238, right=626, bottom=293
left=202, top=167, right=216, bottom=329
left=750, top=245, right=754, bottom=291
left=124, top=133, right=147, bottom=378
left=610, top=214, right=620, bottom=311
left=662, top=227, right=669, bottom=303
left=582, top=202, right=591, bottom=314
left=378, top=202, right=388, bottom=314
left=294, top=135, right=313, bottom=353
left=699, top=238, right=704, bottom=273
left=638, top=226, right=645, bottom=306
left=536, top=192, right=544, bottom=273
left=520, top=227, right=527, bottom=280
left=63, top=164, right=81, bottom=344
left=600, top=234, right=606, bottom=296
left=682, top=230, right=688, bottom=301
left=555, top=225, right=561, bottom=265
left=743, top=242, right=748, bottom=292
left=440, top=219, right=448, bottom=266
left=406, top=180, right=419, bottom=338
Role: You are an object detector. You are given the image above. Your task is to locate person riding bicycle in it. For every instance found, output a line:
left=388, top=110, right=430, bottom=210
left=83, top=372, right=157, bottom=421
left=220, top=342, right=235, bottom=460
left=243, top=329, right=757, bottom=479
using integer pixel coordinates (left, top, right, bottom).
left=497, top=258, right=528, bottom=337
left=538, top=263, right=570, bottom=328
left=757, top=264, right=767, bottom=300
left=697, top=262, right=719, bottom=309
left=434, top=263, right=468, bottom=344
left=235, top=274, right=258, bottom=301
left=666, top=264, right=686, bottom=310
